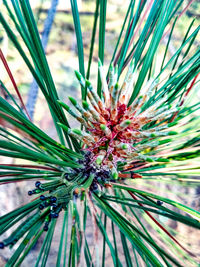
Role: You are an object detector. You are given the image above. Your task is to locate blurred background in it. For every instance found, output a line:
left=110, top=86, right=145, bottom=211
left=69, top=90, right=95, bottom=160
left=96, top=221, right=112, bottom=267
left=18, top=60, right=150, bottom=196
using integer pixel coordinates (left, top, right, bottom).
left=0, top=0, right=200, bottom=266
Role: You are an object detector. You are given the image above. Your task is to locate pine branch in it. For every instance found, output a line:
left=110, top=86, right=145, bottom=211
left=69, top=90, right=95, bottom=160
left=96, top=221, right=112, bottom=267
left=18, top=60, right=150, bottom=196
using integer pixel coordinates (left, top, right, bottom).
left=26, top=0, right=59, bottom=120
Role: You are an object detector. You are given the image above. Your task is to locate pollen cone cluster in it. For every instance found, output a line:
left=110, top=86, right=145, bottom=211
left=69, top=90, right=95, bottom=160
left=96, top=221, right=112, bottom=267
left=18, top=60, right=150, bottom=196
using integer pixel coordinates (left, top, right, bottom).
left=58, top=60, right=179, bottom=179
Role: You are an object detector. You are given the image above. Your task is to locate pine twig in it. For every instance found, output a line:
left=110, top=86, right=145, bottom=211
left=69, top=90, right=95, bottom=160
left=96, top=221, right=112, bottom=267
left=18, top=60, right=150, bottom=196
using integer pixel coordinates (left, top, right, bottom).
left=26, top=0, right=59, bottom=120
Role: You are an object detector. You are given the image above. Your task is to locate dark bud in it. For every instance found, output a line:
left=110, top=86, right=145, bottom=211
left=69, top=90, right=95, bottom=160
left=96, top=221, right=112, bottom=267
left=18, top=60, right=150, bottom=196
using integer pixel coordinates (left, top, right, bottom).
left=28, top=191, right=33, bottom=196
left=84, top=152, right=91, bottom=164
left=44, top=201, right=50, bottom=207
left=43, top=225, right=48, bottom=231
left=39, top=204, right=44, bottom=210
left=40, top=195, right=46, bottom=201
left=93, top=184, right=98, bottom=191
left=50, top=196, right=57, bottom=203
left=50, top=213, right=54, bottom=218
left=78, top=159, right=84, bottom=164
left=102, top=170, right=110, bottom=179
left=94, top=171, right=100, bottom=178
left=65, top=173, right=69, bottom=179
left=90, top=183, right=98, bottom=191
left=51, top=203, right=58, bottom=209
left=85, top=151, right=92, bottom=158
left=45, top=221, right=49, bottom=226
left=0, top=242, right=4, bottom=249
left=52, top=213, right=59, bottom=218
left=100, top=177, right=106, bottom=182
left=90, top=166, right=96, bottom=173
left=157, top=200, right=163, bottom=206
left=35, top=181, right=41, bottom=188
